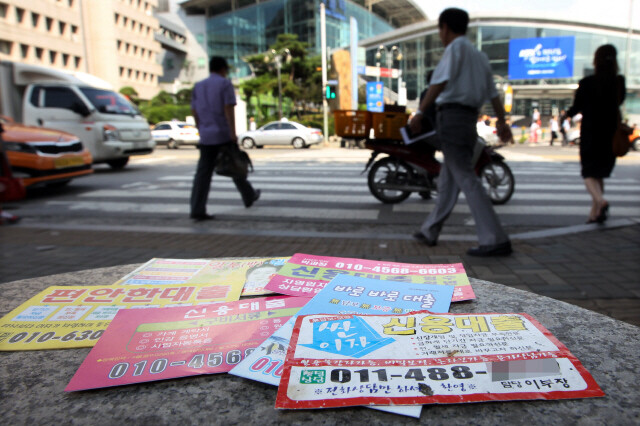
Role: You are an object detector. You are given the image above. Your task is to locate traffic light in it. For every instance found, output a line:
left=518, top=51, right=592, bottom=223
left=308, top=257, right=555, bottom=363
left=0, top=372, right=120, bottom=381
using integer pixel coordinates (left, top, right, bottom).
left=326, top=85, right=336, bottom=100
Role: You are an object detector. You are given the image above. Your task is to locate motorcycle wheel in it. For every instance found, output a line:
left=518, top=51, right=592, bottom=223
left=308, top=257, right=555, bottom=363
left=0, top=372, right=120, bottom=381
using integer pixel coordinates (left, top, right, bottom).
left=367, top=157, right=413, bottom=204
left=480, top=160, right=515, bottom=205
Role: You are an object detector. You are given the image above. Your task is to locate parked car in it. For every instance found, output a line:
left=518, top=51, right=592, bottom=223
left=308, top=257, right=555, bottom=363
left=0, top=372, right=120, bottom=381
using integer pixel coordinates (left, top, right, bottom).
left=151, top=121, right=200, bottom=149
left=238, top=120, right=323, bottom=149
left=1, top=116, right=92, bottom=187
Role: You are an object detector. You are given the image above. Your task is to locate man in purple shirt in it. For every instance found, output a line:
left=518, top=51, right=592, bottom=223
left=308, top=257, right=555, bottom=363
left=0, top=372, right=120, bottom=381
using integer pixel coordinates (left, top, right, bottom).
left=189, top=57, right=260, bottom=221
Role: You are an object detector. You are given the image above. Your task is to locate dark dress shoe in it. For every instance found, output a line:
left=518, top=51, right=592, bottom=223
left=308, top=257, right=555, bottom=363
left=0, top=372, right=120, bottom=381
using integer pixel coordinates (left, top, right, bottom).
left=245, top=189, right=261, bottom=208
left=190, top=213, right=215, bottom=222
left=467, top=241, right=512, bottom=257
left=413, top=231, right=437, bottom=247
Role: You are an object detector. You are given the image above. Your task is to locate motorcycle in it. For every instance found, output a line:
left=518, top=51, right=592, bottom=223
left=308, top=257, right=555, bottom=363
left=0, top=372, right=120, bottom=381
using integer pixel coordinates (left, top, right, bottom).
left=362, top=137, right=515, bottom=205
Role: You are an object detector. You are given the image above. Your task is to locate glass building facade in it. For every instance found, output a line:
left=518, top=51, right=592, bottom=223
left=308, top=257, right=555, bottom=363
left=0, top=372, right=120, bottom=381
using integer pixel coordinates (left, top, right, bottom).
left=206, top=0, right=393, bottom=78
left=364, top=20, right=640, bottom=118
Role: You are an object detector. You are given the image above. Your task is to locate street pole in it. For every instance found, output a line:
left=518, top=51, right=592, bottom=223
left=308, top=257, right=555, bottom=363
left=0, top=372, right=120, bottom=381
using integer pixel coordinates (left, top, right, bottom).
left=320, top=2, right=328, bottom=143
left=276, top=54, right=283, bottom=120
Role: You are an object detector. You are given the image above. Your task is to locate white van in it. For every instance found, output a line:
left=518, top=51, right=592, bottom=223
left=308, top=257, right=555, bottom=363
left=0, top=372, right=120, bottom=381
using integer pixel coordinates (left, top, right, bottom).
left=0, top=61, right=154, bottom=169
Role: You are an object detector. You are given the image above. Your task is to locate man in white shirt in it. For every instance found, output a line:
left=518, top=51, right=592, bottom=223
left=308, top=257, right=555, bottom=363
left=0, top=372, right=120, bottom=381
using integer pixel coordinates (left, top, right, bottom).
left=409, top=8, right=512, bottom=256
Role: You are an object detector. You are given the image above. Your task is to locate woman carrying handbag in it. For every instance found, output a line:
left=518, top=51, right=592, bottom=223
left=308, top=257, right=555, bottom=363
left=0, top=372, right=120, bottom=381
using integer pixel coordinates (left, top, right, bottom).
left=566, top=44, right=626, bottom=224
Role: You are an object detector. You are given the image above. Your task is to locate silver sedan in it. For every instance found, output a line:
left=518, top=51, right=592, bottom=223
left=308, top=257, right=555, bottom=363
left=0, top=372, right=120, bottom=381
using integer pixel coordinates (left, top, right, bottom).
left=238, top=120, right=323, bottom=149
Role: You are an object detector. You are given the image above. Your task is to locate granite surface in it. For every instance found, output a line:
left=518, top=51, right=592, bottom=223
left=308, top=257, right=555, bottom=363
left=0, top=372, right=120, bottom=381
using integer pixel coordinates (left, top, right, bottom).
left=1, top=264, right=639, bottom=425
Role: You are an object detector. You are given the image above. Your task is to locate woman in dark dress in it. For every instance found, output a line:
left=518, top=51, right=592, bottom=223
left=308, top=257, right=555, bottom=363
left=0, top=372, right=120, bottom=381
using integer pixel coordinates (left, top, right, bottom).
left=567, top=44, right=625, bottom=223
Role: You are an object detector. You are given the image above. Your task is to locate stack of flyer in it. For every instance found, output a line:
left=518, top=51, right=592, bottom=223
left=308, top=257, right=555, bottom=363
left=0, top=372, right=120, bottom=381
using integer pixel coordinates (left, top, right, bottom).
left=0, top=253, right=604, bottom=418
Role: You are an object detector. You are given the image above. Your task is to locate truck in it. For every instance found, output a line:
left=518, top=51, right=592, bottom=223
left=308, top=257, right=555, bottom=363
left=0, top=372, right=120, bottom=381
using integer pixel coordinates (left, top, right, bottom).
left=0, top=61, right=154, bottom=169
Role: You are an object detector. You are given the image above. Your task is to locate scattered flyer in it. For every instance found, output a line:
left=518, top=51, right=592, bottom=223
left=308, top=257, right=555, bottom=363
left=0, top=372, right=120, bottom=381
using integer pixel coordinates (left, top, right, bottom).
left=66, top=296, right=307, bottom=391
left=191, top=257, right=289, bottom=296
left=0, top=284, right=243, bottom=351
left=113, top=257, right=288, bottom=297
left=264, top=253, right=473, bottom=301
left=276, top=311, right=604, bottom=410
left=113, top=258, right=211, bottom=285
left=231, top=275, right=455, bottom=418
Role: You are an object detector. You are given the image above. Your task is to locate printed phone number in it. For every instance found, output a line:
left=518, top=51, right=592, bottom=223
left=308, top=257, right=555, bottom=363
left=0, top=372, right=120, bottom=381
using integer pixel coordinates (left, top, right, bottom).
left=108, top=348, right=255, bottom=379
left=334, top=262, right=456, bottom=275
left=300, top=365, right=478, bottom=385
left=2, top=330, right=104, bottom=344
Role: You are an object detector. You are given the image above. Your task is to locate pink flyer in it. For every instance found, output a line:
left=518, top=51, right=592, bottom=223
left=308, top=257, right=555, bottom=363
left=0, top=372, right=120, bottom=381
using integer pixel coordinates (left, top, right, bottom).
left=66, top=296, right=306, bottom=391
left=264, top=253, right=474, bottom=302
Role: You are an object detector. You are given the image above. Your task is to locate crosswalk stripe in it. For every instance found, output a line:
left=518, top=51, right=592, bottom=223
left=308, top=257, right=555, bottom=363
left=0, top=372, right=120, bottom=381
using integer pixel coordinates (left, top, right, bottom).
left=79, top=189, right=639, bottom=203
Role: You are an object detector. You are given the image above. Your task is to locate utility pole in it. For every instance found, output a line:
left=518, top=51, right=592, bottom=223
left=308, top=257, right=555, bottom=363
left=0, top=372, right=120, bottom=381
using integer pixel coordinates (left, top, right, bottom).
left=320, top=2, right=328, bottom=142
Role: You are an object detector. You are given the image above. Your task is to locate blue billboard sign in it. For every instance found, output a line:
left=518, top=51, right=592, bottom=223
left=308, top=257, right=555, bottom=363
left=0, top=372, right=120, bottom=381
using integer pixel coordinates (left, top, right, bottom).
left=508, top=36, right=575, bottom=80
left=366, top=81, right=384, bottom=112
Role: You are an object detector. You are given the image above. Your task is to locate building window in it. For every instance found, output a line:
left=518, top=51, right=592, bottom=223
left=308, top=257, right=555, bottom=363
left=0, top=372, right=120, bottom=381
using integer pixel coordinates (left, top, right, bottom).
left=68, top=0, right=74, bottom=7
left=74, top=56, right=81, bottom=69
left=15, top=7, right=24, bottom=23
left=125, top=42, right=130, bottom=53
left=117, top=40, right=122, bottom=50
left=62, top=53, right=69, bottom=66
left=31, top=12, right=39, bottom=28
left=0, top=39, right=12, bottom=55
left=197, top=57, right=206, bottom=69
left=35, top=47, right=44, bottom=60
left=20, top=44, right=28, bottom=58
left=114, top=13, right=119, bottom=24
left=123, top=17, right=128, bottom=27
left=46, top=17, right=53, bottom=32
left=59, top=21, right=66, bottom=35
left=0, top=3, right=7, bottom=19
left=119, top=66, right=124, bottom=77
left=133, top=45, right=138, bottom=54
left=49, top=50, right=57, bottom=64
left=135, top=70, right=140, bottom=80
left=143, top=72, right=147, bottom=81
left=128, top=68, right=132, bottom=78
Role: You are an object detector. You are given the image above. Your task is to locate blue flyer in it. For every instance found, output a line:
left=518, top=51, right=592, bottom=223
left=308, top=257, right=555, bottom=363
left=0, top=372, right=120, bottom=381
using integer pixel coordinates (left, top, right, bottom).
left=230, top=275, right=454, bottom=418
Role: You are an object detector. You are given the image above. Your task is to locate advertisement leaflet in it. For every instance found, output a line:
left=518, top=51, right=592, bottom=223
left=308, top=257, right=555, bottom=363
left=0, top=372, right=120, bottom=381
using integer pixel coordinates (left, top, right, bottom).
left=264, top=253, right=472, bottom=301
left=231, top=275, right=455, bottom=417
left=113, top=257, right=289, bottom=296
left=66, top=296, right=307, bottom=391
left=276, top=311, right=604, bottom=409
left=0, top=284, right=244, bottom=351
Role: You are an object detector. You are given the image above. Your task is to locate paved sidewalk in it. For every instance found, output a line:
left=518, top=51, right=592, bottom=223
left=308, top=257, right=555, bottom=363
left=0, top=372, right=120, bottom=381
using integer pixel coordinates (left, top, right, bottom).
left=1, top=223, right=638, bottom=326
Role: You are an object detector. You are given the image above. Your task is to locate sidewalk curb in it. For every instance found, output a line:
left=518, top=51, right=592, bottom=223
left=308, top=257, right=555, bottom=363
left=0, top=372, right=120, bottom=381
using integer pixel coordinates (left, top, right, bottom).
left=15, top=218, right=639, bottom=241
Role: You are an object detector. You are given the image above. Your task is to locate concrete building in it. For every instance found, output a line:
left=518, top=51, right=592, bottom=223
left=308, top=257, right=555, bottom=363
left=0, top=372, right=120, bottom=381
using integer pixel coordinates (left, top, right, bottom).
left=0, top=0, right=163, bottom=99
left=170, top=0, right=426, bottom=79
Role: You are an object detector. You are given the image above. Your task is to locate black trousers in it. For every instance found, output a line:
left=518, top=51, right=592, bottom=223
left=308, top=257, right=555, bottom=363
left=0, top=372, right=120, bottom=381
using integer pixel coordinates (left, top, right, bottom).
left=190, top=143, right=255, bottom=216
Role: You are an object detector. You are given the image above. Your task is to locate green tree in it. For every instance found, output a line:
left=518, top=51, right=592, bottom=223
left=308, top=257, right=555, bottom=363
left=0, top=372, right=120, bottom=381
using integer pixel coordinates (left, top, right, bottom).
left=149, top=90, right=176, bottom=107
left=175, top=87, right=193, bottom=104
left=241, top=34, right=321, bottom=120
left=119, top=86, right=139, bottom=105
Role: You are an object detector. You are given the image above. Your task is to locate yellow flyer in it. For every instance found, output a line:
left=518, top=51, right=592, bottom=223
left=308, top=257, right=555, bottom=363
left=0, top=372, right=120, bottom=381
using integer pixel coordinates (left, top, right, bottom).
left=112, top=258, right=289, bottom=297
left=0, top=284, right=241, bottom=351
left=189, top=258, right=289, bottom=296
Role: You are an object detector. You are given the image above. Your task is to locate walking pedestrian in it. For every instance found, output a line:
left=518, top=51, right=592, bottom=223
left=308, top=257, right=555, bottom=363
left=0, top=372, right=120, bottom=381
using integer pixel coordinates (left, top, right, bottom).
left=409, top=7, right=512, bottom=257
left=549, top=115, right=559, bottom=146
left=189, top=57, right=260, bottom=221
left=529, top=119, right=539, bottom=144
left=566, top=44, right=625, bottom=224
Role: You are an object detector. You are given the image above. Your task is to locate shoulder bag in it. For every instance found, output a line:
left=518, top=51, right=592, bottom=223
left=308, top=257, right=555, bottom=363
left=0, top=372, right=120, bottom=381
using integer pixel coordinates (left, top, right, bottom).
left=215, top=142, right=253, bottom=179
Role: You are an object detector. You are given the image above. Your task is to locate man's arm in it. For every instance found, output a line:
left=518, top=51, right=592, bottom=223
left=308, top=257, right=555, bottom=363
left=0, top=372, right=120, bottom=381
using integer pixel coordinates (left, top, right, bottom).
left=409, top=81, right=447, bottom=133
left=490, top=95, right=512, bottom=143
left=224, top=104, right=237, bottom=142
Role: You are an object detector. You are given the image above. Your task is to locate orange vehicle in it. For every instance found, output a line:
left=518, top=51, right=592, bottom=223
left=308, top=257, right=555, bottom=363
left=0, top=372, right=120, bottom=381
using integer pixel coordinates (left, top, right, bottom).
left=1, top=116, right=92, bottom=187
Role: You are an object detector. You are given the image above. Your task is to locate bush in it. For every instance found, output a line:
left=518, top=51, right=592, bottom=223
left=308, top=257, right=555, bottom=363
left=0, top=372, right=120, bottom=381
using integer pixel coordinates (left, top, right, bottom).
left=139, top=104, right=192, bottom=124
